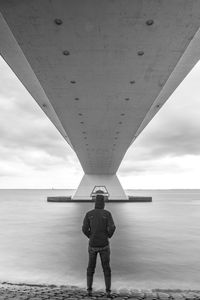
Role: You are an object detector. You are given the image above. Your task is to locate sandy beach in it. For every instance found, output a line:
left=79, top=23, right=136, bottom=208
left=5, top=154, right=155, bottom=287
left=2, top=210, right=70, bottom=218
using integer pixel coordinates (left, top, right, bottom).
left=0, top=283, right=200, bottom=300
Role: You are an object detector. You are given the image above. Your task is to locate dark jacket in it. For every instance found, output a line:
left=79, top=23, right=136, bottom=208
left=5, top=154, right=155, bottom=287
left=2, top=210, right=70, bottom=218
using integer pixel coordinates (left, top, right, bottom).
left=82, top=208, right=116, bottom=247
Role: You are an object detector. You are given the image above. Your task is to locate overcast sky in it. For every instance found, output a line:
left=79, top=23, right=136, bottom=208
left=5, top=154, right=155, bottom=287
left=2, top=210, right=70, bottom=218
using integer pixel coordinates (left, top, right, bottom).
left=1, top=55, right=200, bottom=189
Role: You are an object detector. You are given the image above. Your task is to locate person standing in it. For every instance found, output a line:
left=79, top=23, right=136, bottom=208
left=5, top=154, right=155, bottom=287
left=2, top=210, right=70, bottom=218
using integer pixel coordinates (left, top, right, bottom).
left=82, top=194, right=116, bottom=297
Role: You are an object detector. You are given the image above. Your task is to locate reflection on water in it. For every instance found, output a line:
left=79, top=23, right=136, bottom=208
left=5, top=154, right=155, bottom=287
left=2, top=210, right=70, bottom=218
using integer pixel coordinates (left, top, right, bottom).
left=0, top=189, right=200, bottom=289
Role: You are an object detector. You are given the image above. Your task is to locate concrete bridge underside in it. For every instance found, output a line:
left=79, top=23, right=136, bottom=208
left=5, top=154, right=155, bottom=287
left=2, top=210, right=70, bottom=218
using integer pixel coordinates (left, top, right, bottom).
left=1, top=0, right=200, bottom=199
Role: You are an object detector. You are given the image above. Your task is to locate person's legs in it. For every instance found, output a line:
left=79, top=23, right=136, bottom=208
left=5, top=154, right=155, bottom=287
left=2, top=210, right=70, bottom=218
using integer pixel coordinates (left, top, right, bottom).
left=99, top=247, right=111, bottom=294
left=87, top=247, right=97, bottom=293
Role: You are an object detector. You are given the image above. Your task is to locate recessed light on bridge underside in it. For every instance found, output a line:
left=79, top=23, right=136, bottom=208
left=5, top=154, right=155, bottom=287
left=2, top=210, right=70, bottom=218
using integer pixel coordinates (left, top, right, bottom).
left=63, top=50, right=70, bottom=56
left=130, top=80, right=135, bottom=84
left=137, top=50, right=144, bottom=56
left=125, top=98, right=130, bottom=101
left=146, top=19, right=154, bottom=26
left=74, top=97, right=79, bottom=101
left=54, top=18, right=63, bottom=25
left=70, top=80, right=76, bottom=84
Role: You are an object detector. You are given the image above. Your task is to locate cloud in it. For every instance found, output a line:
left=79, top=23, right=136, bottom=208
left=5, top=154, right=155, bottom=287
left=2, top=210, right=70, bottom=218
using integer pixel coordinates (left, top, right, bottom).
left=0, top=96, right=74, bottom=165
left=119, top=60, right=200, bottom=179
left=0, top=56, right=81, bottom=183
left=119, top=155, right=185, bottom=177
left=143, top=104, right=200, bottom=157
left=1, top=55, right=200, bottom=188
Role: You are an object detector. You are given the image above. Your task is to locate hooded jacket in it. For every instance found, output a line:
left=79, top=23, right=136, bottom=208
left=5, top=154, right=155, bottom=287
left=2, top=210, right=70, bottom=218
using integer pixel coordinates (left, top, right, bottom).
left=82, top=201, right=116, bottom=247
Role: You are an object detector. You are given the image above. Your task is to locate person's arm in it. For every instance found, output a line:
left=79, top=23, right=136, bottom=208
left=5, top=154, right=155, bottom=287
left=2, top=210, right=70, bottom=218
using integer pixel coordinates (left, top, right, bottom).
left=82, top=213, right=91, bottom=238
left=107, top=212, right=116, bottom=238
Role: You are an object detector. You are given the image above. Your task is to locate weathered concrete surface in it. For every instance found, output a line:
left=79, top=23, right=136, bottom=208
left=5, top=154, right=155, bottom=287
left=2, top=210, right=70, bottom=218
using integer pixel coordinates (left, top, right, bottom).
left=1, top=1, right=200, bottom=175
left=73, top=174, right=127, bottom=200
left=1, top=283, right=200, bottom=300
left=1, top=1, right=200, bottom=198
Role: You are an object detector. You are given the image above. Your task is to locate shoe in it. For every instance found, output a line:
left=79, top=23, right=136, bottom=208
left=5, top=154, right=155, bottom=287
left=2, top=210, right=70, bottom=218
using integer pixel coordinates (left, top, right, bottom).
left=87, top=290, right=92, bottom=297
left=106, top=291, right=112, bottom=298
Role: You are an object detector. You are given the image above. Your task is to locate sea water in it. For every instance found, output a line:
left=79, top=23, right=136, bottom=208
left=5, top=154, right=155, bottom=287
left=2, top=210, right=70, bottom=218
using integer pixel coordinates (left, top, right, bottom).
left=0, top=189, right=200, bottom=290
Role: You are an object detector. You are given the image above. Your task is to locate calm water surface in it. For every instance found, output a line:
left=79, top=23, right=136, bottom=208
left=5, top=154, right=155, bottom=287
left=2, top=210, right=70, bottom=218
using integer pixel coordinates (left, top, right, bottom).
left=0, top=189, right=200, bottom=289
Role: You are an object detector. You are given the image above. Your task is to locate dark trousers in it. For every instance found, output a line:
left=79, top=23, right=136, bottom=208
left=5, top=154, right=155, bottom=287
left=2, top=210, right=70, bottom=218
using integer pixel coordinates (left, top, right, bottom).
left=87, top=245, right=111, bottom=292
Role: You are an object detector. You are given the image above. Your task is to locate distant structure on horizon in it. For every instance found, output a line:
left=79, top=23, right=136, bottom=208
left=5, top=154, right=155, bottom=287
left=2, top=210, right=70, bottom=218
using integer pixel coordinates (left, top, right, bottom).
left=1, top=0, right=200, bottom=199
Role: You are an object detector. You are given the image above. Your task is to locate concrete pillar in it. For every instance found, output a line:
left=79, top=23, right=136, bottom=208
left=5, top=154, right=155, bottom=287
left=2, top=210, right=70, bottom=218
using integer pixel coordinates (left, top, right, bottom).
left=72, top=174, right=127, bottom=200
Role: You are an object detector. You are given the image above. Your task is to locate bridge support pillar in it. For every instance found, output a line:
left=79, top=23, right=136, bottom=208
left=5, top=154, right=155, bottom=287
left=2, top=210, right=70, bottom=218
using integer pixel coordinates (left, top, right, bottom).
left=72, top=174, right=127, bottom=200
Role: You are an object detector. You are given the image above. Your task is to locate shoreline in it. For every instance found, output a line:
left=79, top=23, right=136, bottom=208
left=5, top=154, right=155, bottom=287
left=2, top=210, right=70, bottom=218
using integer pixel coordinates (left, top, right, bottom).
left=0, top=282, right=200, bottom=300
